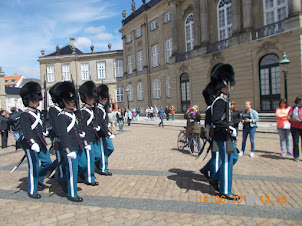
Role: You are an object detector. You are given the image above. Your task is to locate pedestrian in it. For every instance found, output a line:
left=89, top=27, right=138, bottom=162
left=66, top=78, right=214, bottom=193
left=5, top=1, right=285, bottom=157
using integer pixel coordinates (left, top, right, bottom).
left=116, top=108, right=124, bottom=131
left=153, top=105, right=158, bottom=119
left=170, top=105, right=175, bottom=120
left=230, top=101, right=241, bottom=148
left=276, top=98, right=292, bottom=156
left=8, top=107, right=23, bottom=150
left=239, top=101, right=259, bottom=158
left=210, top=64, right=238, bottom=200
left=125, top=108, right=132, bottom=126
left=287, top=95, right=302, bottom=162
left=79, top=81, right=100, bottom=186
left=184, top=105, right=201, bottom=140
left=158, top=106, right=164, bottom=127
left=136, top=107, right=140, bottom=120
left=56, top=81, right=88, bottom=202
left=107, top=107, right=117, bottom=135
left=150, top=106, right=154, bottom=120
left=165, top=106, right=170, bottom=120
left=0, top=110, right=9, bottom=149
left=19, top=82, right=52, bottom=199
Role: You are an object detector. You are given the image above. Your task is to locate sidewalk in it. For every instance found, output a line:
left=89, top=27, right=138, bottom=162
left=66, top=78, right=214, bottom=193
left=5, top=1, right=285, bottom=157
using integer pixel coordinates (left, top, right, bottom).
left=131, top=116, right=278, bottom=133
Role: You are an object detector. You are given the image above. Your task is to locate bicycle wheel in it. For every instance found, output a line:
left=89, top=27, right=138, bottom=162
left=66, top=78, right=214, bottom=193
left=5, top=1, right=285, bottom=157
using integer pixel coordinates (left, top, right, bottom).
left=177, top=131, right=187, bottom=151
left=188, top=134, right=203, bottom=156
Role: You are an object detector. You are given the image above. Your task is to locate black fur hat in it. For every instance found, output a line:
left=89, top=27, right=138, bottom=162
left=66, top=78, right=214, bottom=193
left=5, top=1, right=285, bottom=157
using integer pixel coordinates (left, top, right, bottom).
left=20, top=82, right=43, bottom=107
left=210, top=64, right=235, bottom=91
left=97, top=84, right=109, bottom=100
left=55, top=81, right=76, bottom=108
left=79, top=81, right=97, bottom=103
left=49, top=82, right=62, bottom=104
left=202, top=82, right=219, bottom=106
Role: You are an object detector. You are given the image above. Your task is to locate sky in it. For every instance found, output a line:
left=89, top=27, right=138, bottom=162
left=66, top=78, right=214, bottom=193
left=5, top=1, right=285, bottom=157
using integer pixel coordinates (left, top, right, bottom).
left=0, top=0, right=142, bottom=79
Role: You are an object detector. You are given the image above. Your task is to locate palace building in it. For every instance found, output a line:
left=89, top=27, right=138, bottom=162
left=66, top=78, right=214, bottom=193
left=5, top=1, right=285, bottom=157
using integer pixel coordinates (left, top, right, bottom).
left=118, top=0, right=302, bottom=113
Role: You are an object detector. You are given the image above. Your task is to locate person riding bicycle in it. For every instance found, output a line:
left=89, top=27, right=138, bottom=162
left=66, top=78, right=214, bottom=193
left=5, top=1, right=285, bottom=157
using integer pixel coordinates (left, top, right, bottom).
left=184, top=105, right=201, bottom=141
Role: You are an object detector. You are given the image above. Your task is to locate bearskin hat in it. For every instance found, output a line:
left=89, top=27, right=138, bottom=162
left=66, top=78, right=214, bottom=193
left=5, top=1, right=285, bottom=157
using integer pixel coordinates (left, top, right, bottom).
left=202, top=82, right=219, bottom=106
left=97, top=84, right=109, bottom=100
left=79, top=81, right=97, bottom=103
left=20, top=82, right=43, bottom=107
left=210, top=64, right=235, bottom=91
left=49, top=82, right=62, bottom=104
left=54, top=81, right=77, bottom=108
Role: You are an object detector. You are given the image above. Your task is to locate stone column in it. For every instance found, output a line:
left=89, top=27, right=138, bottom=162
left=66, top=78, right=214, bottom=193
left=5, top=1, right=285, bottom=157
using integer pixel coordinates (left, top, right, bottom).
left=0, top=69, right=6, bottom=110
left=193, top=0, right=201, bottom=48
left=231, top=0, right=241, bottom=34
left=200, top=0, right=209, bottom=43
left=288, top=0, right=302, bottom=16
left=170, top=1, right=179, bottom=55
left=242, top=0, right=253, bottom=30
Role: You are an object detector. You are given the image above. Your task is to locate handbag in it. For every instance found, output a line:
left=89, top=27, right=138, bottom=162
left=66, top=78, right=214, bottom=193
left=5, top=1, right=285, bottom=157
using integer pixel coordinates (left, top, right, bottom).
left=283, top=122, right=291, bottom=129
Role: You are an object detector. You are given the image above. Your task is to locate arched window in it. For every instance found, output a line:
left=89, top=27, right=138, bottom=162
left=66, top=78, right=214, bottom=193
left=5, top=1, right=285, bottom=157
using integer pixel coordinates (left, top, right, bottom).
left=137, top=82, right=143, bottom=100
left=153, top=79, right=161, bottom=99
left=180, top=73, right=190, bottom=112
left=127, top=84, right=133, bottom=101
left=263, top=0, right=288, bottom=25
left=217, top=0, right=232, bottom=41
left=185, top=13, right=194, bottom=52
left=259, top=54, right=280, bottom=111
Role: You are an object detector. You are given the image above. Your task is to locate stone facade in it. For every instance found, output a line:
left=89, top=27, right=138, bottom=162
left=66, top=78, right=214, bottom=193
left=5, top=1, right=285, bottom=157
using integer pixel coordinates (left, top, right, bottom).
left=0, top=70, right=6, bottom=110
left=38, top=38, right=123, bottom=108
left=118, top=0, right=302, bottom=113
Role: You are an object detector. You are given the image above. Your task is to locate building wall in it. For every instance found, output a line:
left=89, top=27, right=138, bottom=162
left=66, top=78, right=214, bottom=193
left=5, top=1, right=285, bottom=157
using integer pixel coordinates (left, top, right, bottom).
left=0, top=71, right=6, bottom=110
left=118, top=0, right=302, bottom=112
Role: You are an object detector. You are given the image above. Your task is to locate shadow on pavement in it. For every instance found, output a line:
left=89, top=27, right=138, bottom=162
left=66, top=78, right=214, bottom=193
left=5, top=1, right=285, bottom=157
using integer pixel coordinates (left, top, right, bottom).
left=167, top=168, right=218, bottom=196
left=170, top=148, right=194, bottom=156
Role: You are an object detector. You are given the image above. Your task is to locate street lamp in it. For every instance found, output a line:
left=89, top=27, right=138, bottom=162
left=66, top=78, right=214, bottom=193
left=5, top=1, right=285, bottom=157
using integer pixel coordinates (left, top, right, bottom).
left=125, top=86, right=130, bottom=109
left=279, top=52, right=290, bottom=100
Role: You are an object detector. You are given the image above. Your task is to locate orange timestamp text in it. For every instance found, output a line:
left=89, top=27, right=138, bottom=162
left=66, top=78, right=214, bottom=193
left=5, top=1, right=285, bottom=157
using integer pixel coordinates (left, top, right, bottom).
left=199, top=195, right=247, bottom=204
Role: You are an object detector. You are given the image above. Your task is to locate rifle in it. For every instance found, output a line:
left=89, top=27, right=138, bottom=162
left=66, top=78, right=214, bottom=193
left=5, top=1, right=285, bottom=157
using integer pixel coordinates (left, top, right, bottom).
left=42, top=74, right=48, bottom=133
left=226, top=81, right=234, bottom=154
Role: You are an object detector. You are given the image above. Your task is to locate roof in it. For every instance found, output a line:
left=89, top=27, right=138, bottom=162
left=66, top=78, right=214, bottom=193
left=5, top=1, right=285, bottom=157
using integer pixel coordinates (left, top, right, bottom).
left=46, top=44, right=83, bottom=56
left=4, top=75, right=23, bottom=86
left=5, top=87, right=21, bottom=95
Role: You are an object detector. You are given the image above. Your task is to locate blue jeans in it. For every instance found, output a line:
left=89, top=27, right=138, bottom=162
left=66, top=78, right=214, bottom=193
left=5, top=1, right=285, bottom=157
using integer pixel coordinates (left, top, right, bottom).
left=277, top=128, right=291, bottom=152
left=118, top=120, right=124, bottom=131
left=13, top=131, right=23, bottom=141
left=241, top=126, right=257, bottom=153
left=172, top=114, right=175, bottom=120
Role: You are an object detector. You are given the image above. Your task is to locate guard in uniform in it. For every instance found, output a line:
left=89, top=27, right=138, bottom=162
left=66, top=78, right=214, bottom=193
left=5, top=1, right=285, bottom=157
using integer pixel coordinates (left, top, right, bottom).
left=95, top=84, right=114, bottom=176
left=79, top=81, right=99, bottom=186
left=48, top=82, right=67, bottom=190
left=55, top=81, right=87, bottom=202
left=210, top=64, right=238, bottom=199
left=19, top=82, right=52, bottom=199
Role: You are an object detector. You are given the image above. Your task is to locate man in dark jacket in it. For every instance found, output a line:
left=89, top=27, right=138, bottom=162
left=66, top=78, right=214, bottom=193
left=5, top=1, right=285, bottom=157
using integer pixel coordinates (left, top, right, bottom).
left=0, top=110, right=9, bottom=149
left=8, top=107, right=23, bottom=150
left=164, top=106, right=170, bottom=120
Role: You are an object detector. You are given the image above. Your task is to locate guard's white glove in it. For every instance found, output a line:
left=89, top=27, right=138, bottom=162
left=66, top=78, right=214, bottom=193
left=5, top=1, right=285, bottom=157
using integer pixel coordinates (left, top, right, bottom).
left=31, top=143, right=40, bottom=152
left=228, top=126, right=237, bottom=137
left=108, top=132, right=115, bottom=139
left=43, top=130, right=49, bottom=137
left=108, top=123, right=111, bottom=128
left=95, top=126, right=100, bottom=131
left=79, top=132, right=86, bottom=138
left=67, top=151, right=77, bottom=159
left=85, top=145, right=91, bottom=151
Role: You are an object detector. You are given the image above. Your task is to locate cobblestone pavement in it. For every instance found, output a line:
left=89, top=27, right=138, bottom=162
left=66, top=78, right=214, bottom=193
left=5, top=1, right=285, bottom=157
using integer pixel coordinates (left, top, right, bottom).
left=0, top=123, right=302, bottom=225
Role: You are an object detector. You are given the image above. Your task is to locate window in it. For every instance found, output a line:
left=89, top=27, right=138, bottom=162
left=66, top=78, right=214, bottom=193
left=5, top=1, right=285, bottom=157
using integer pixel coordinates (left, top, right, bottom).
left=114, top=60, right=123, bottom=77
left=152, top=45, right=159, bottom=67
left=81, top=63, right=90, bottom=80
left=137, top=51, right=143, bottom=71
left=5, top=80, right=8, bottom=83
left=62, top=64, right=70, bottom=81
left=11, top=79, right=16, bottom=83
left=116, top=87, right=124, bottom=102
left=127, top=84, right=133, bottom=101
left=136, top=29, right=142, bottom=38
left=185, top=13, right=194, bottom=52
left=47, top=65, right=55, bottom=82
left=153, top=79, right=161, bottom=99
left=165, top=39, right=173, bottom=64
left=127, top=55, right=133, bottom=74
left=97, top=62, right=106, bottom=79
left=264, top=0, right=288, bottom=25
left=137, top=82, right=143, bottom=100
left=217, top=0, right=232, bottom=41
left=150, top=20, right=158, bottom=31
left=166, top=76, right=171, bottom=98
left=126, top=34, right=132, bottom=43
left=164, top=11, right=172, bottom=23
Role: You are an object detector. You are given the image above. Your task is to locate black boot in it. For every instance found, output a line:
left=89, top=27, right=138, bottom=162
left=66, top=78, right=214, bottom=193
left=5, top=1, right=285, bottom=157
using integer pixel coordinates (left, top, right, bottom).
left=28, top=193, right=41, bottom=199
left=86, top=181, right=99, bottom=186
left=199, top=168, right=209, bottom=179
left=67, top=196, right=83, bottom=202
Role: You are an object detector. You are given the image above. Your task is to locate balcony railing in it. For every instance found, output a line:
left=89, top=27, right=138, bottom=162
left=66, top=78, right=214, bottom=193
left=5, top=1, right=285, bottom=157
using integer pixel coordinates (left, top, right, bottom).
left=175, top=52, right=191, bottom=63
left=206, top=39, right=229, bottom=54
left=123, top=0, right=162, bottom=26
left=252, top=21, right=284, bottom=40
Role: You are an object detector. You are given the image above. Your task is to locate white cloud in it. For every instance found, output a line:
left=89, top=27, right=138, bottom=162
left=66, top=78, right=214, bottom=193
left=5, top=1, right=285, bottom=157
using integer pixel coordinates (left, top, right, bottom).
left=84, top=25, right=106, bottom=34
left=95, top=33, right=114, bottom=40
left=75, top=37, right=92, bottom=50
left=17, top=66, right=40, bottom=78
